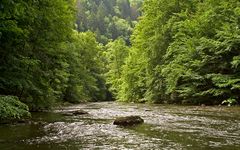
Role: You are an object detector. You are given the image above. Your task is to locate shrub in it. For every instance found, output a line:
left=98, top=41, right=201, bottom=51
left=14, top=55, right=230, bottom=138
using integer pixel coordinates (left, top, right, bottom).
left=0, top=95, right=31, bottom=121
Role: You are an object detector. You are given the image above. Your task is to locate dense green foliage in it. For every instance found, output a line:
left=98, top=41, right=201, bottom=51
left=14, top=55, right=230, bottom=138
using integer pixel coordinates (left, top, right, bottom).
left=0, top=96, right=30, bottom=120
left=1, top=0, right=76, bottom=111
left=108, top=0, right=240, bottom=105
left=76, top=0, right=142, bottom=44
left=0, top=0, right=108, bottom=120
left=104, top=38, right=129, bottom=99
left=64, top=31, right=107, bottom=103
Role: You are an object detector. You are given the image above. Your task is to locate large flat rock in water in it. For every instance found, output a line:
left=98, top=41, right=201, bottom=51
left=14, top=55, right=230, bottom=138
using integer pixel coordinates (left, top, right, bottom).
left=113, top=116, right=144, bottom=126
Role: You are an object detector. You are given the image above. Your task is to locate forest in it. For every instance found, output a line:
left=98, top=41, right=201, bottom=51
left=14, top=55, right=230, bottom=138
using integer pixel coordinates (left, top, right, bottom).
left=0, top=0, right=240, bottom=121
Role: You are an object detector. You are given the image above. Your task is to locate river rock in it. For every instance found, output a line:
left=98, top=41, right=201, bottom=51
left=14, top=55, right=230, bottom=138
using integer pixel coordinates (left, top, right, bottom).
left=72, top=109, right=88, bottom=115
left=113, top=116, right=144, bottom=126
left=62, top=109, right=88, bottom=116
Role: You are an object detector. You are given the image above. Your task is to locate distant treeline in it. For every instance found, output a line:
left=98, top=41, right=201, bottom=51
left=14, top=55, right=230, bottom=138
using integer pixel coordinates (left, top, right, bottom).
left=76, top=0, right=142, bottom=44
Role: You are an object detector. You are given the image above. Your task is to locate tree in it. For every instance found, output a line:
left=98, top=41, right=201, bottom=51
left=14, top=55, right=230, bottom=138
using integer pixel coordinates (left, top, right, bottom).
left=163, top=0, right=240, bottom=105
left=104, top=38, right=129, bottom=99
left=64, top=32, right=107, bottom=103
left=76, top=0, right=142, bottom=44
left=0, top=0, right=75, bottom=111
left=114, top=0, right=240, bottom=105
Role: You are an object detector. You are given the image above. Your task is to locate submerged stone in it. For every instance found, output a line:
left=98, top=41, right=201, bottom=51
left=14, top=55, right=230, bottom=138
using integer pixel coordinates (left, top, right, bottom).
left=62, top=109, right=88, bottom=116
left=72, top=109, right=88, bottom=115
left=113, top=116, right=144, bottom=126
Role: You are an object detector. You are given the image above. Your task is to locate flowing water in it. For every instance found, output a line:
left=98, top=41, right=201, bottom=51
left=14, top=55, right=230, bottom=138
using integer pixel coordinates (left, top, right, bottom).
left=0, top=102, right=240, bottom=150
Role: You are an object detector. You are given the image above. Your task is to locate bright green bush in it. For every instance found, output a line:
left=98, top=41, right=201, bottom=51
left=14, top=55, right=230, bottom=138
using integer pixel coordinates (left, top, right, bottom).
left=0, top=95, right=31, bottom=121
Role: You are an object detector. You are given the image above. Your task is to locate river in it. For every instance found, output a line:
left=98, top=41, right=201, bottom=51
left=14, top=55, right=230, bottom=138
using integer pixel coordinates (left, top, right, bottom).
left=0, top=102, right=240, bottom=150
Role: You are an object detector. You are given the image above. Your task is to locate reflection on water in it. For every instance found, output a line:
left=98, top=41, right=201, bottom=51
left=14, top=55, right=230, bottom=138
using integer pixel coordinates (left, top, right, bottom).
left=0, top=102, right=240, bottom=150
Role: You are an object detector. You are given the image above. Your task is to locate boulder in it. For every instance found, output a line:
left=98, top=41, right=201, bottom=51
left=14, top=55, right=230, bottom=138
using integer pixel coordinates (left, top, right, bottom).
left=113, top=116, right=144, bottom=126
left=72, top=109, right=88, bottom=115
left=62, top=109, right=88, bottom=116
